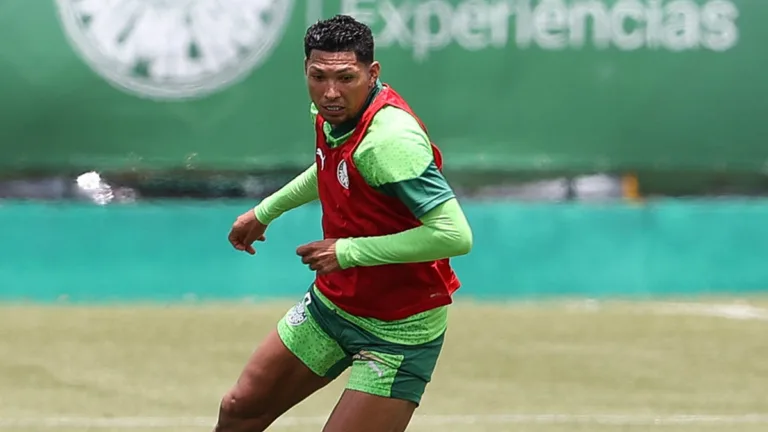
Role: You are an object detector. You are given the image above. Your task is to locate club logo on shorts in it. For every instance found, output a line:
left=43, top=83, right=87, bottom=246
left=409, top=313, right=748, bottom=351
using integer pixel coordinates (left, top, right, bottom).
left=337, top=160, right=349, bottom=189
left=54, top=0, right=294, bottom=100
left=285, top=300, right=307, bottom=326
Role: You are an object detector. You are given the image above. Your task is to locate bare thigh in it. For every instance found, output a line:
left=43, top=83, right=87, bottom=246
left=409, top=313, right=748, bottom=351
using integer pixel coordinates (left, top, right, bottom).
left=322, top=389, right=418, bottom=432
left=214, top=329, right=332, bottom=432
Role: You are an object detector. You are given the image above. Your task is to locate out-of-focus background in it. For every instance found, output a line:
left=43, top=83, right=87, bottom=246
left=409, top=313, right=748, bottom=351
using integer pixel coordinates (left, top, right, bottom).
left=2, top=1, right=768, bottom=431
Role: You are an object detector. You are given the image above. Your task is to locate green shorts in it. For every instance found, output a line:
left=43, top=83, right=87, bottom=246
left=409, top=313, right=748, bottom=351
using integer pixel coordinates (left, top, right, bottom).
left=276, top=287, right=445, bottom=405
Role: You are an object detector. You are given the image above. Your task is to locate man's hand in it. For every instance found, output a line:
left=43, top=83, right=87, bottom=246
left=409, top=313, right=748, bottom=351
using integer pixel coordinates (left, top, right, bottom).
left=228, top=209, right=267, bottom=255
left=296, top=239, right=341, bottom=274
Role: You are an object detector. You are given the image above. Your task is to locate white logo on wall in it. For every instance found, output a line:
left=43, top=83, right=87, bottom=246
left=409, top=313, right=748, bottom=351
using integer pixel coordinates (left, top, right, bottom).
left=341, top=0, right=740, bottom=61
left=337, top=160, right=349, bottom=189
left=54, top=0, right=294, bottom=100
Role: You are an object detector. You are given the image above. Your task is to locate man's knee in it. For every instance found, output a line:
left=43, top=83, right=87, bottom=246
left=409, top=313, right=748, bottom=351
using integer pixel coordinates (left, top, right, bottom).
left=220, top=388, right=262, bottom=418
left=214, top=387, right=273, bottom=432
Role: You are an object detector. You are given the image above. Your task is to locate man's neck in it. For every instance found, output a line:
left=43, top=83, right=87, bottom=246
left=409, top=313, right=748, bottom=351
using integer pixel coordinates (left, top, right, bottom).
left=328, top=79, right=383, bottom=140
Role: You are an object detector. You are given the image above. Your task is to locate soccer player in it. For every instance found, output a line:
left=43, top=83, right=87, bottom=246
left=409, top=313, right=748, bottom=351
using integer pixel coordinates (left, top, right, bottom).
left=220, top=14, right=473, bottom=432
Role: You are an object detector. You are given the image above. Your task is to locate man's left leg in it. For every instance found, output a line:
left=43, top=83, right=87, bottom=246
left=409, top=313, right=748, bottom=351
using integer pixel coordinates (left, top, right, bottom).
left=322, top=333, right=446, bottom=432
left=322, top=390, right=417, bottom=432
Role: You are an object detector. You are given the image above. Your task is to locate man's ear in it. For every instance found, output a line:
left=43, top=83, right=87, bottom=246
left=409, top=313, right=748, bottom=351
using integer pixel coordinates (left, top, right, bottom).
left=368, top=61, right=381, bottom=86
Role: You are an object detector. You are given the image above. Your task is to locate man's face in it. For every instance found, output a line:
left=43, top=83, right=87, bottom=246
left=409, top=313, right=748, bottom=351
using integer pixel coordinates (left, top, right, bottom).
left=305, top=50, right=380, bottom=126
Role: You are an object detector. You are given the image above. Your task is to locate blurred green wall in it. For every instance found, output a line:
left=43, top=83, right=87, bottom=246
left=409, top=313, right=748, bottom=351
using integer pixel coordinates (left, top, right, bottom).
left=2, top=200, right=767, bottom=302
left=1, top=0, right=765, bottom=177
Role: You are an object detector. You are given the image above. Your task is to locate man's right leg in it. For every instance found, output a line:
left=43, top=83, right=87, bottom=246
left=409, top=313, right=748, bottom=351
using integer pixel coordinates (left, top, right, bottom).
left=214, top=292, right=352, bottom=432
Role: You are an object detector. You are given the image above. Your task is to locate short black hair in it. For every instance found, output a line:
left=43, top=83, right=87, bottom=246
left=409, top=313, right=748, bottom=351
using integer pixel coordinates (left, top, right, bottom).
left=304, top=15, right=374, bottom=64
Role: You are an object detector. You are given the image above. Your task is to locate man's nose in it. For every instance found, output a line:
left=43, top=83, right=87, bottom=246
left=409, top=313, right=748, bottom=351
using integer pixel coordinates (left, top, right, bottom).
left=324, top=83, right=341, bottom=100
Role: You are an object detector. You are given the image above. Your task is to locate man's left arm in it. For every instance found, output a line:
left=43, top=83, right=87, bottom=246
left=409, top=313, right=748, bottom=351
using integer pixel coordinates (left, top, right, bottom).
left=336, top=197, right=472, bottom=268
left=334, top=108, right=473, bottom=268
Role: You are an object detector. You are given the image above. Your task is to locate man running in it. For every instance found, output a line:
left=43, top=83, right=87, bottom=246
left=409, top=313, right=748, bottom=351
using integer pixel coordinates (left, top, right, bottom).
left=220, top=14, right=473, bottom=432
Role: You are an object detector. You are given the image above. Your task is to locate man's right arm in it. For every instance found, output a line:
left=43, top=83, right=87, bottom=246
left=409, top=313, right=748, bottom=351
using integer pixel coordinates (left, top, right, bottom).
left=253, top=164, right=318, bottom=225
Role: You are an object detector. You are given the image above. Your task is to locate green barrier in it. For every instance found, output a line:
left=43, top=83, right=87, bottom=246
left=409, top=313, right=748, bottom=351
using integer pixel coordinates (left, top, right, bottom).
left=1, top=0, right=766, bottom=174
left=1, top=200, right=767, bottom=302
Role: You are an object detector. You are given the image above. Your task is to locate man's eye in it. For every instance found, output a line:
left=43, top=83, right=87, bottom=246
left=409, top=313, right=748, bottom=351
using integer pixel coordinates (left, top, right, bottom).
left=340, top=75, right=354, bottom=83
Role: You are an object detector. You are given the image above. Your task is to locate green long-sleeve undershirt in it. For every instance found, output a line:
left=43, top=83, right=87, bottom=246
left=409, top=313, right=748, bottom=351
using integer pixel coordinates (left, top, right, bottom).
left=254, top=164, right=473, bottom=269
left=252, top=86, right=470, bottom=339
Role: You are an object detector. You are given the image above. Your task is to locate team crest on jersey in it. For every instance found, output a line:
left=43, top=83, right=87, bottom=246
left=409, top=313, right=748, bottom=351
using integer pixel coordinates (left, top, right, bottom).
left=54, top=0, right=294, bottom=100
left=337, top=160, right=349, bottom=189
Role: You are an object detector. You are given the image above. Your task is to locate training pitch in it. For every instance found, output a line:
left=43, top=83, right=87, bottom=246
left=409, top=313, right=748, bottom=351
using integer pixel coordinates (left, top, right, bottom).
left=1, top=296, right=767, bottom=431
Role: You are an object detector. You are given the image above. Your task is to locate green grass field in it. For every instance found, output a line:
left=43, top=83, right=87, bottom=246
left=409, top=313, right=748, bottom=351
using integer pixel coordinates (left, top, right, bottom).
left=2, top=297, right=768, bottom=431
